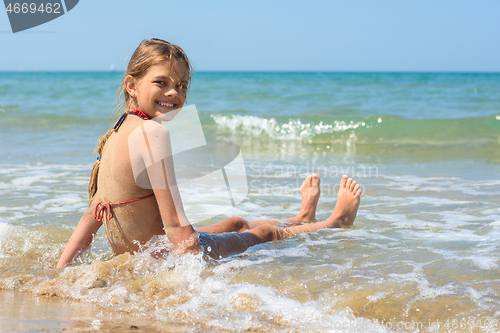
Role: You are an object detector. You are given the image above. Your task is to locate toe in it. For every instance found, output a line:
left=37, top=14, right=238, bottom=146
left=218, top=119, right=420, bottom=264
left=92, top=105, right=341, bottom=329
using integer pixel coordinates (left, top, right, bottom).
left=312, top=174, right=320, bottom=187
left=355, top=188, right=362, bottom=197
left=350, top=180, right=357, bottom=192
left=340, top=175, right=349, bottom=189
left=346, top=177, right=353, bottom=189
left=301, top=176, right=311, bottom=189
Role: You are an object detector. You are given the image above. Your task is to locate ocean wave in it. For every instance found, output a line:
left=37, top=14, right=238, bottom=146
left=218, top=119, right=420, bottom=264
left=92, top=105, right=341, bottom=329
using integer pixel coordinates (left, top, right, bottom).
left=210, top=113, right=500, bottom=146
left=211, top=114, right=364, bottom=141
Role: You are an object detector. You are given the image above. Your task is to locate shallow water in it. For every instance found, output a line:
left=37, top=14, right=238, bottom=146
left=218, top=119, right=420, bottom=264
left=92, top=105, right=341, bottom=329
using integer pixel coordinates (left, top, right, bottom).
left=0, top=72, right=499, bottom=332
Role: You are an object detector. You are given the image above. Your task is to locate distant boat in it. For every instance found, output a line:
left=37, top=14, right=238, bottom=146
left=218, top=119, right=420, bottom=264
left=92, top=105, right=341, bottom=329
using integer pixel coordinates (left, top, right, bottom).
left=110, top=64, right=115, bottom=72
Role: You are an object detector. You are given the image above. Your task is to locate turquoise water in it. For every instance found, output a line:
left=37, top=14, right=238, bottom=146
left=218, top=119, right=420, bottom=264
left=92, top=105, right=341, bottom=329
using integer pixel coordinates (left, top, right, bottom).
left=0, top=72, right=499, bottom=332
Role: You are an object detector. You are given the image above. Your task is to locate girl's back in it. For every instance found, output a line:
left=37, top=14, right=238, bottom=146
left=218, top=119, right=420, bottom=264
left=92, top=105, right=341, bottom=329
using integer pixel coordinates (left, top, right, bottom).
left=97, top=117, right=164, bottom=254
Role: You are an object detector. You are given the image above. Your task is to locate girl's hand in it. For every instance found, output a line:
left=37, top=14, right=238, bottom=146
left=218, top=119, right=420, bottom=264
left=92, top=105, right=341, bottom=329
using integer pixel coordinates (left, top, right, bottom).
left=56, top=196, right=103, bottom=268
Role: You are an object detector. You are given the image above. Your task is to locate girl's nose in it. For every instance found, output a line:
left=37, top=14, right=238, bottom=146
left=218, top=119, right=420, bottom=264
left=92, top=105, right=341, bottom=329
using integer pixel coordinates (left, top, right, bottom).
left=165, top=87, right=178, bottom=96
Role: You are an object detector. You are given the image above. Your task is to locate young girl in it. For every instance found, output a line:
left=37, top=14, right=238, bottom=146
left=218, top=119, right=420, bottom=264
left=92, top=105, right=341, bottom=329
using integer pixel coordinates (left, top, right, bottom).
left=56, top=38, right=362, bottom=268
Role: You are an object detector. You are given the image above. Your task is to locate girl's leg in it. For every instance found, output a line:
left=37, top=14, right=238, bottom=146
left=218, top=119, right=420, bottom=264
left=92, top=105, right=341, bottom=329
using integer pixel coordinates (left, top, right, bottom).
left=195, top=175, right=321, bottom=234
left=202, top=175, right=362, bottom=259
left=195, top=216, right=251, bottom=234
left=253, top=173, right=322, bottom=225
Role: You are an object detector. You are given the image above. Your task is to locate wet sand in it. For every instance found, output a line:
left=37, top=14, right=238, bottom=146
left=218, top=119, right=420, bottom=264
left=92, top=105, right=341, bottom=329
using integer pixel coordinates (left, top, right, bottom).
left=0, top=290, right=194, bottom=332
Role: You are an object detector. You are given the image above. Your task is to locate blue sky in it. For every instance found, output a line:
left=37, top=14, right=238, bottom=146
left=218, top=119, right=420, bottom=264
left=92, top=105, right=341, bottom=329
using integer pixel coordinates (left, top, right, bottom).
left=1, top=0, right=499, bottom=71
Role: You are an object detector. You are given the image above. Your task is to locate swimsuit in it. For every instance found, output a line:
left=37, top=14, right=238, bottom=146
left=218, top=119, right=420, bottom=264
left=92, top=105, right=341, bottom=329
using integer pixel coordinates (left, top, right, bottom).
left=113, top=109, right=152, bottom=131
left=95, top=109, right=155, bottom=223
left=94, top=193, right=155, bottom=222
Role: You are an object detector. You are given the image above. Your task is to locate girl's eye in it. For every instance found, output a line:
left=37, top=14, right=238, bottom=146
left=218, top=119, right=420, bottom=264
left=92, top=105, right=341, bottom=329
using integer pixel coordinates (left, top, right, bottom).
left=177, top=82, right=188, bottom=90
left=155, top=81, right=165, bottom=85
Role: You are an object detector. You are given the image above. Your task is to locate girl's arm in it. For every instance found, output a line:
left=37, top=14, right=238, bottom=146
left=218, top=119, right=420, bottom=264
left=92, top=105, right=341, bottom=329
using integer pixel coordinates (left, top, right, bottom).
left=138, top=122, right=200, bottom=255
left=56, top=196, right=103, bottom=268
left=152, top=186, right=200, bottom=254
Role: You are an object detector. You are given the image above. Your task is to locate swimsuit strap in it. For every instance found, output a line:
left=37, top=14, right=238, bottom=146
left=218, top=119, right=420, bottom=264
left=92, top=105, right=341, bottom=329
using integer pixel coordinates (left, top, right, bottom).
left=113, top=109, right=152, bottom=132
left=94, top=193, right=155, bottom=222
left=113, top=112, right=128, bottom=131
left=128, top=109, right=152, bottom=120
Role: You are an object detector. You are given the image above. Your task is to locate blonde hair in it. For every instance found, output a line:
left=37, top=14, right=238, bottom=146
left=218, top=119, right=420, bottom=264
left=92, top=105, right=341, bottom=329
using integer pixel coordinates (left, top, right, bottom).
left=88, top=38, right=193, bottom=202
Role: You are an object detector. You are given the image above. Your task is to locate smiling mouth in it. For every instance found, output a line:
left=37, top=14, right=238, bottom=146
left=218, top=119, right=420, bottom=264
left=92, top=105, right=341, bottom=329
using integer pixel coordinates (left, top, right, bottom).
left=156, top=101, right=176, bottom=109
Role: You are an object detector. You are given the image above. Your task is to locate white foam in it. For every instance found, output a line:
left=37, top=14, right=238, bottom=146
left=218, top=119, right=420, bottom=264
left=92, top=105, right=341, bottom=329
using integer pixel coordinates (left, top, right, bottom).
left=401, top=229, right=487, bottom=242
left=336, top=228, right=397, bottom=241
left=11, top=176, right=43, bottom=187
left=0, top=222, right=62, bottom=263
left=379, top=175, right=500, bottom=198
left=178, top=275, right=385, bottom=332
left=9, top=211, right=30, bottom=221
left=417, top=280, right=455, bottom=299
left=211, top=114, right=363, bottom=141
left=212, top=258, right=273, bottom=280
left=366, top=291, right=388, bottom=304
left=483, top=207, right=500, bottom=214
left=0, top=222, right=12, bottom=242
left=246, top=246, right=312, bottom=259
left=466, top=255, right=498, bottom=270
left=391, top=218, right=439, bottom=229
left=465, top=287, right=484, bottom=303
left=33, top=193, right=86, bottom=213
left=408, top=196, right=472, bottom=206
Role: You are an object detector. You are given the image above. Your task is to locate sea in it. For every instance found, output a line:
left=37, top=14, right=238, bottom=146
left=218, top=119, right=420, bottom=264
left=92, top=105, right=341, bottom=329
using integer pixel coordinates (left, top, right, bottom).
left=0, top=71, right=499, bottom=332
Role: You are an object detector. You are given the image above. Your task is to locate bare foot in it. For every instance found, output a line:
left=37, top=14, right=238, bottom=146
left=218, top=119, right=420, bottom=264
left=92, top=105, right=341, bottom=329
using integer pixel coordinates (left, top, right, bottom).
left=325, top=175, right=361, bottom=228
left=287, top=174, right=321, bottom=223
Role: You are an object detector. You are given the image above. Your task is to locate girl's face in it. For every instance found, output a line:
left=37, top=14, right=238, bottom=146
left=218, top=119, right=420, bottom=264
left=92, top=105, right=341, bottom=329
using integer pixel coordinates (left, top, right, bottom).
left=126, top=60, right=189, bottom=118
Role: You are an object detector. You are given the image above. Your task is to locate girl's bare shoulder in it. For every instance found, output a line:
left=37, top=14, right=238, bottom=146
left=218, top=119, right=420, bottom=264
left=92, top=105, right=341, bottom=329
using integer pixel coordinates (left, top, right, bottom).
left=126, top=120, right=170, bottom=142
